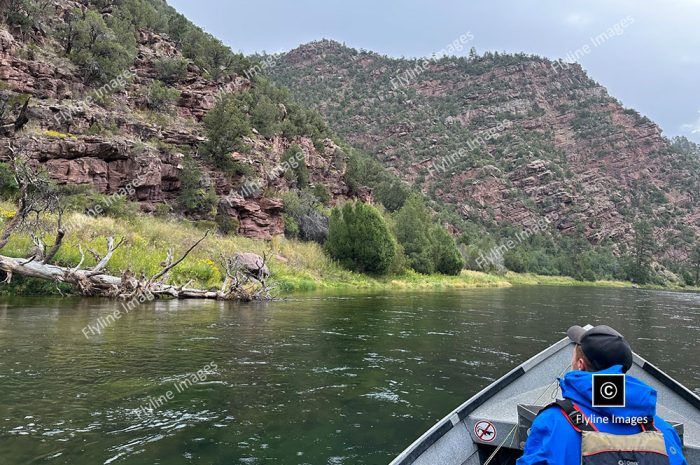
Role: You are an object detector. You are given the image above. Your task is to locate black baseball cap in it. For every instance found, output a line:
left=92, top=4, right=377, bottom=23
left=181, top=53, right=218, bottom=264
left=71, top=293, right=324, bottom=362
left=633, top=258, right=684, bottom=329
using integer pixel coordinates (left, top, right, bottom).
left=567, top=325, right=634, bottom=372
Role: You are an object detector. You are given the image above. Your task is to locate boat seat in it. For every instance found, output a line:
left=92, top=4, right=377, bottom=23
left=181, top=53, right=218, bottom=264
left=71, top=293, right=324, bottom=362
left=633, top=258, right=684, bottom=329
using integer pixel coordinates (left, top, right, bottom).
left=516, top=404, right=685, bottom=450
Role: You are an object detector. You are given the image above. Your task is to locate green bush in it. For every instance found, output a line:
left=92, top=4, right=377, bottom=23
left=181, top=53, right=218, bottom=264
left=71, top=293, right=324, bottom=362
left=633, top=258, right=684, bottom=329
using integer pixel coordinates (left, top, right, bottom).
left=154, top=56, right=189, bottom=84
left=393, top=193, right=463, bottom=275
left=374, top=178, right=410, bottom=212
left=55, top=184, right=140, bottom=218
left=430, top=225, right=464, bottom=275
left=215, top=212, right=239, bottom=235
left=177, top=155, right=218, bottom=217
left=311, top=184, right=331, bottom=205
left=57, top=8, right=135, bottom=85
left=0, top=162, right=18, bottom=200
left=282, top=145, right=309, bottom=188
left=251, top=94, right=282, bottom=137
left=146, top=80, right=180, bottom=112
left=394, top=194, right=434, bottom=274
left=325, top=201, right=397, bottom=274
left=282, top=213, right=300, bottom=238
left=200, top=93, right=252, bottom=174
left=1, top=0, right=45, bottom=39
left=281, top=189, right=328, bottom=243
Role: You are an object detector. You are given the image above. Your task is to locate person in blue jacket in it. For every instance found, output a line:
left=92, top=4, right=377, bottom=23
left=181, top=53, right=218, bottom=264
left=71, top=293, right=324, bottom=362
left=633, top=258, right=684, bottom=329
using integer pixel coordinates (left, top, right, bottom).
left=517, top=325, right=687, bottom=465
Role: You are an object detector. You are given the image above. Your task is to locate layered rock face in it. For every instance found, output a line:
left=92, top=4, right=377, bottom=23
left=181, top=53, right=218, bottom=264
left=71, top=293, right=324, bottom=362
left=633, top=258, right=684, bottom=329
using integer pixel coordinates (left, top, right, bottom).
left=0, top=22, right=352, bottom=241
left=270, top=40, right=700, bottom=258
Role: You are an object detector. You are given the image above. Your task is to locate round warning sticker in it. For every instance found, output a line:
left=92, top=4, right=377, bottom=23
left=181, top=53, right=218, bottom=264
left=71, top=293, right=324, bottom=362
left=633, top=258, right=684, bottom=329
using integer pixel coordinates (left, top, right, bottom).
left=474, top=420, right=497, bottom=443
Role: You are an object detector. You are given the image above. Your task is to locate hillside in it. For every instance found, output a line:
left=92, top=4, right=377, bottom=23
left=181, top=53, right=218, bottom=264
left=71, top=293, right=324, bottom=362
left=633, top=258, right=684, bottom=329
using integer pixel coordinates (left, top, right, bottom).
left=269, top=40, right=700, bottom=282
left=0, top=2, right=369, bottom=243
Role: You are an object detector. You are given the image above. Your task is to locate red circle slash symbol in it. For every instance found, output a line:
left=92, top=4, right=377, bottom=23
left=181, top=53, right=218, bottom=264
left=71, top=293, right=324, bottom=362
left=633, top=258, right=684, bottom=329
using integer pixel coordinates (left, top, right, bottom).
left=474, top=420, right=497, bottom=442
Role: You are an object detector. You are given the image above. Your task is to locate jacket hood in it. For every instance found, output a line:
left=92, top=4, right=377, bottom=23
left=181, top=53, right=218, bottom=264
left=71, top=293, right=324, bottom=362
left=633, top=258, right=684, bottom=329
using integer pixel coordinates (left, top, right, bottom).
left=559, top=365, right=657, bottom=418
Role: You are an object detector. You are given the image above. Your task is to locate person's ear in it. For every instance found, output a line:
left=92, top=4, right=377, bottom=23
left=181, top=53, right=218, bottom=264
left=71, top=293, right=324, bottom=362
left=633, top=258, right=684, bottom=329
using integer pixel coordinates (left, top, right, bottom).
left=574, top=358, right=586, bottom=371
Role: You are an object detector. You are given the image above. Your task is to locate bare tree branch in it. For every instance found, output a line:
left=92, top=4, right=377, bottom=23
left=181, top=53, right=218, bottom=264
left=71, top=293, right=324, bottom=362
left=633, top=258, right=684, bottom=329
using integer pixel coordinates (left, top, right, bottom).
left=148, top=230, right=210, bottom=285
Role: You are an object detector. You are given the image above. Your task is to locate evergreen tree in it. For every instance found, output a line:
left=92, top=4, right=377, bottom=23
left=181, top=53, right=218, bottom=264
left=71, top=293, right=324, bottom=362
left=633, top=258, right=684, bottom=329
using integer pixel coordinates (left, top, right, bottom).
left=177, top=155, right=217, bottom=217
left=57, top=8, right=135, bottom=84
left=394, top=193, right=463, bottom=275
left=394, top=194, right=434, bottom=274
left=200, top=93, right=252, bottom=174
left=251, top=95, right=282, bottom=137
left=430, top=224, right=464, bottom=275
left=625, top=220, right=655, bottom=284
left=325, top=202, right=397, bottom=274
left=691, top=245, right=700, bottom=286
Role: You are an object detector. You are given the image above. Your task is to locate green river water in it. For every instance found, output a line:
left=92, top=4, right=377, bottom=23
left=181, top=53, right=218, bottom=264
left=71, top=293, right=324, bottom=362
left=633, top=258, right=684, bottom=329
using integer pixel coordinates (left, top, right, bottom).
left=0, top=286, right=698, bottom=465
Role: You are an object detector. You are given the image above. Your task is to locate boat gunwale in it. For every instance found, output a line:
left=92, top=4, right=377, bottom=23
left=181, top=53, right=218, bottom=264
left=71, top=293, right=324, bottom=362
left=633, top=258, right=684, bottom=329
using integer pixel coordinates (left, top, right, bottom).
left=389, top=334, right=700, bottom=465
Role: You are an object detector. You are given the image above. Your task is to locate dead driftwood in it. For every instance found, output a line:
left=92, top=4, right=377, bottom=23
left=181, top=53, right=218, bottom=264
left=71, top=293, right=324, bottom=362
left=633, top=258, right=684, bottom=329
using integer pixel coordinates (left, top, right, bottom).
left=0, top=142, right=272, bottom=301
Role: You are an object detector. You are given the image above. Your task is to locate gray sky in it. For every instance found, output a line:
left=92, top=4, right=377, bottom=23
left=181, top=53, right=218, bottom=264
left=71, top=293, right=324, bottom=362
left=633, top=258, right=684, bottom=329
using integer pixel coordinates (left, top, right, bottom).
left=169, top=0, right=700, bottom=143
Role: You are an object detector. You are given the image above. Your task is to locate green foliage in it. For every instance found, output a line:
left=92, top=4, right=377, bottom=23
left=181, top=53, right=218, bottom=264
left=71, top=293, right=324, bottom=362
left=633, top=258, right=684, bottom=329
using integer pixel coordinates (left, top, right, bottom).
left=374, top=178, right=410, bottom=212
left=145, top=80, right=180, bottom=112
left=430, top=224, right=465, bottom=275
left=200, top=93, right=252, bottom=174
left=690, top=244, right=700, bottom=286
left=214, top=212, right=239, bottom=235
left=311, top=184, right=331, bottom=205
left=325, top=201, right=397, bottom=274
left=624, top=220, right=656, bottom=284
left=282, top=144, right=309, bottom=188
left=0, top=0, right=47, bottom=38
left=0, top=162, right=18, bottom=200
left=154, top=56, right=189, bottom=84
left=282, top=213, right=300, bottom=238
left=394, top=194, right=435, bottom=274
left=164, top=11, right=251, bottom=79
left=251, top=94, right=282, bottom=137
left=281, top=189, right=328, bottom=243
left=57, top=8, right=136, bottom=85
left=394, top=194, right=463, bottom=275
left=177, top=155, right=217, bottom=217
left=344, top=148, right=409, bottom=211
left=57, top=184, right=140, bottom=218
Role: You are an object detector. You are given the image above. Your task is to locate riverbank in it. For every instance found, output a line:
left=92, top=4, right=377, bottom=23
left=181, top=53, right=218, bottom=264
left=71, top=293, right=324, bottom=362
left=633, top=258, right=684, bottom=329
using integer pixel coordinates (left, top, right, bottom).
left=0, top=204, right=696, bottom=296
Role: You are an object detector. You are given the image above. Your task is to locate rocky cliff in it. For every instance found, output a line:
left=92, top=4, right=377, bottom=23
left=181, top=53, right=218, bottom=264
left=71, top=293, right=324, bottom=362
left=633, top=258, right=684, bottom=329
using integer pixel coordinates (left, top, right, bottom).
left=0, top=4, right=356, bottom=240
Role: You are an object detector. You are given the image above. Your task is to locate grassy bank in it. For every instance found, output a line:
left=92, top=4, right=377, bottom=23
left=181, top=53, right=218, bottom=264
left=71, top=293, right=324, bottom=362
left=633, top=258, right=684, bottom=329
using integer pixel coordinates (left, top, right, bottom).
left=0, top=203, right=696, bottom=296
left=0, top=203, right=512, bottom=295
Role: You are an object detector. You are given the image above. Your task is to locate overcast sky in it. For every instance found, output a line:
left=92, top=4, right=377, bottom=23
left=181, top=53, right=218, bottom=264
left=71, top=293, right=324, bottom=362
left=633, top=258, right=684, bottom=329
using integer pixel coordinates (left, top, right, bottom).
left=169, top=0, right=700, bottom=143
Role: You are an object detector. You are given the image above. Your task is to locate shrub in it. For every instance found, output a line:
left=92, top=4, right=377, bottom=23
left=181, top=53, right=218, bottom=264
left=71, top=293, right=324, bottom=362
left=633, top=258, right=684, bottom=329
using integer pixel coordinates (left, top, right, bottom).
left=0, top=162, right=18, bottom=200
left=374, top=178, right=410, bottom=212
left=281, top=190, right=328, bottom=243
left=282, top=145, right=309, bottom=188
left=1, top=0, right=46, bottom=39
left=215, top=212, right=239, bottom=235
left=282, top=213, right=300, bottom=238
left=200, top=93, right=252, bottom=174
left=394, top=193, right=463, bottom=275
left=146, top=80, right=180, bottom=112
left=394, top=194, right=436, bottom=274
left=177, top=155, right=217, bottom=217
left=251, top=94, right=282, bottom=137
left=325, top=201, right=396, bottom=275
left=311, top=184, right=332, bottom=205
left=154, top=56, right=189, bottom=84
left=58, top=9, right=135, bottom=85
left=430, top=225, right=464, bottom=275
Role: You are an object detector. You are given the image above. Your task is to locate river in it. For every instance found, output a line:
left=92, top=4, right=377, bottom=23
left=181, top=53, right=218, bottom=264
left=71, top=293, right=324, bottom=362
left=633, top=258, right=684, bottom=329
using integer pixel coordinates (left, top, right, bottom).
left=1, top=287, right=698, bottom=465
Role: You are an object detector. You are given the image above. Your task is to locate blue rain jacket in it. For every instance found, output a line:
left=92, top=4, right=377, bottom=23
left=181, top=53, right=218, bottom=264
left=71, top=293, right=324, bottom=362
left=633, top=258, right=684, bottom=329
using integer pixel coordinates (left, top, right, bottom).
left=517, top=365, right=687, bottom=465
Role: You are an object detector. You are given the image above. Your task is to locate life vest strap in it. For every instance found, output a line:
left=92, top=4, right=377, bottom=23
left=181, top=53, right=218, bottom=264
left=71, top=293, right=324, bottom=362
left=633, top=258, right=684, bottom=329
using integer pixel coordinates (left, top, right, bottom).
left=545, top=399, right=659, bottom=433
